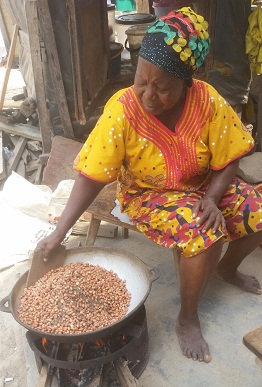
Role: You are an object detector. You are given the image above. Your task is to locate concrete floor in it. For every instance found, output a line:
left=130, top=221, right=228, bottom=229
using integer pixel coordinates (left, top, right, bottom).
left=1, top=229, right=262, bottom=387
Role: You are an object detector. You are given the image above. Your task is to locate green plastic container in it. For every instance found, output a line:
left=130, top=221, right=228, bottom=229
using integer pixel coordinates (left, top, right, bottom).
left=115, top=0, right=136, bottom=12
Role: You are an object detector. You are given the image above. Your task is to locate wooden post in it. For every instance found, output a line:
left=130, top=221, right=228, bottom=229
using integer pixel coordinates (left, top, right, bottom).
left=0, top=24, right=19, bottom=110
left=25, top=0, right=52, bottom=154
left=136, top=0, right=150, bottom=13
left=37, top=0, right=75, bottom=139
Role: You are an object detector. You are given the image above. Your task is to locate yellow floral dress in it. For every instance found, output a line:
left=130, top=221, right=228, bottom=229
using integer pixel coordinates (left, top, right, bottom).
left=74, top=80, right=262, bottom=257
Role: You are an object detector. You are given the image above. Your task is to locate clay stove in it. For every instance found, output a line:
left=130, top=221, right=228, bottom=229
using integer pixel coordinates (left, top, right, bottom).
left=26, top=305, right=148, bottom=386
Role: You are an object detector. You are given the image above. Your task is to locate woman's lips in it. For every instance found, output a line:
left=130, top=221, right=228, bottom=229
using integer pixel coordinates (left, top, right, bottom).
left=143, top=103, right=161, bottom=111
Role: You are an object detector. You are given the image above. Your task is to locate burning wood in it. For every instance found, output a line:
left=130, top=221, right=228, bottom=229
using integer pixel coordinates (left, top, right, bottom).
left=27, top=306, right=148, bottom=387
left=115, top=358, right=140, bottom=387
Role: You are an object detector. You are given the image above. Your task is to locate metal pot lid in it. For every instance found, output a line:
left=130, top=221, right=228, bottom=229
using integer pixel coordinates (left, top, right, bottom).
left=115, top=13, right=156, bottom=25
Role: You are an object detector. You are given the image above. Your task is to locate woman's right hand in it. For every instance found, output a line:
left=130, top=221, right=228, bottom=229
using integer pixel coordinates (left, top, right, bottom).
left=35, top=231, right=65, bottom=262
left=34, top=174, right=105, bottom=262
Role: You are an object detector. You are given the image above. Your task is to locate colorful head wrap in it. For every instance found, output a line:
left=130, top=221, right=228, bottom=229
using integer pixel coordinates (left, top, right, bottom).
left=139, top=7, right=210, bottom=85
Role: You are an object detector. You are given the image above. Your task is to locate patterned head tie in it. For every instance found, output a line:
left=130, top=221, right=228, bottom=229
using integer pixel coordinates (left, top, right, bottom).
left=139, top=7, right=210, bottom=86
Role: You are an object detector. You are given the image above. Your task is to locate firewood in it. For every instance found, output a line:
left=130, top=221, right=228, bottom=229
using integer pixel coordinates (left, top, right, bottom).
left=6, top=136, right=27, bottom=175
left=37, top=364, right=52, bottom=387
left=115, top=358, right=140, bottom=387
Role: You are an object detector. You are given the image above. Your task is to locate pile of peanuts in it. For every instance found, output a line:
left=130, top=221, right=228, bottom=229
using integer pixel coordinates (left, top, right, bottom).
left=18, top=262, right=131, bottom=334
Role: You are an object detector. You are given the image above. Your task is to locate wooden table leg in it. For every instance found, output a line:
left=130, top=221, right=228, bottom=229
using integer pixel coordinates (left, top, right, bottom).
left=85, top=216, right=101, bottom=245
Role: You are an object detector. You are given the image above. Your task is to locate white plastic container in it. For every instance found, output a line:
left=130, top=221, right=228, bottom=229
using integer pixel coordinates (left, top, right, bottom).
left=125, top=24, right=152, bottom=66
left=115, top=13, right=156, bottom=46
left=107, top=4, right=116, bottom=42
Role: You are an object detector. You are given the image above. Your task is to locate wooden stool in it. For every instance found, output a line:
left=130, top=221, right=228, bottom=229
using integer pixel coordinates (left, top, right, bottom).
left=85, top=181, right=181, bottom=273
left=243, top=326, right=262, bottom=368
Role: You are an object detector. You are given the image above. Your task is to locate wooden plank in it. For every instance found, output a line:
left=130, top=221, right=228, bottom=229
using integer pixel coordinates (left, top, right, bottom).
left=243, top=326, right=262, bottom=360
left=0, top=130, right=6, bottom=180
left=37, top=0, right=75, bottom=139
left=16, top=159, right=26, bottom=177
left=37, top=364, right=52, bottom=387
left=67, top=0, right=86, bottom=125
left=21, top=148, right=30, bottom=164
left=72, top=220, right=118, bottom=238
left=136, top=0, right=150, bottom=13
left=6, top=136, right=27, bottom=174
left=25, top=159, right=39, bottom=173
left=0, top=100, right=21, bottom=108
left=0, top=25, right=19, bottom=110
left=115, top=358, right=140, bottom=387
left=82, top=0, right=109, bottom=99
left=34, top=163, right=45, bottom=184
left=0, top=121, right=42, bottom=141
left=26, top=245, right=66, bottom=288
left=27, top=169, right=37, bottom=183
left=25, top=0, right=52, bottom=154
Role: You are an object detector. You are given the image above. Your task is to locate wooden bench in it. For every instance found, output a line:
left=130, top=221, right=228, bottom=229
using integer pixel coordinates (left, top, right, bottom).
left=243, top=326, right=262, bottom=368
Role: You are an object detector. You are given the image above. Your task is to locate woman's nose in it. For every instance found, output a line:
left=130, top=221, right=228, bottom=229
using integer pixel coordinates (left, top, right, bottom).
left=144, top=85, right=157, bottom=101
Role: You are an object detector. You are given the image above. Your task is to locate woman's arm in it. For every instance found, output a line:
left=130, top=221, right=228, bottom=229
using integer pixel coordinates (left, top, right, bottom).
left=36, top=173, right=106, bottom=260
left=192, top=159, right=240, bottom=234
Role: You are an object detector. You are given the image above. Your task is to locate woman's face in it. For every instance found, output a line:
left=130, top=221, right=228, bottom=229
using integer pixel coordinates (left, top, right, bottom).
left=134, top=57, right=186, bottom=116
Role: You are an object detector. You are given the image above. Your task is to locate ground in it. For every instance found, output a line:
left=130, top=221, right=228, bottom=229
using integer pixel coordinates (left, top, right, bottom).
left=0, top=231, right=262, bottom=386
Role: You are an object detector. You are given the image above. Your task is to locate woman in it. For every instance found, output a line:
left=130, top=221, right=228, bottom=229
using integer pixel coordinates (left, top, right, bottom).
left=37, top=8, right=262, bottom=363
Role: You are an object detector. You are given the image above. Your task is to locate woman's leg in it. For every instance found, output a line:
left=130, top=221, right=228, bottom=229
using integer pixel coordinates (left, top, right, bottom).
left=176, top=238, right=224, bottom=363
left=216, top=230, right=262, bottom=294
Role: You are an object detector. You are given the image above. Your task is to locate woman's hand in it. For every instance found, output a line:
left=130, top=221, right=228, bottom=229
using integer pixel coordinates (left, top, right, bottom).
left=191, top=159, right=239, bottom=235
left=192, top=197, right=227, bottom=235
left=34, top=174, right=106, bottom=262
left=35, top=230, right=65, bottom=262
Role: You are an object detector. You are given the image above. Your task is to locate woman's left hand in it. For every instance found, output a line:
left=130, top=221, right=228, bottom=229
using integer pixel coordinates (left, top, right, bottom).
left=192, top=197, right=227, bottom=235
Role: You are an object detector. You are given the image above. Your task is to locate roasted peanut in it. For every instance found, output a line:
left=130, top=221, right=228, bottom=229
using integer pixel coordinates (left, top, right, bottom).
left=18, top=262, right=131, bottom=334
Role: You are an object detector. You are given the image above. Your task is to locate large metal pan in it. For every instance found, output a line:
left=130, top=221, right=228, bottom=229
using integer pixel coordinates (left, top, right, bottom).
left=0, top=246, right=159, bottom=342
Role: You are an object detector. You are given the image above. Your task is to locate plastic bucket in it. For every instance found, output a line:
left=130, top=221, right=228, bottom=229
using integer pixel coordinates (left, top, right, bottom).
left=115, top=13, right=156, bottom=46
left=153, top=0, right=193, bottom=16
left=110, top=42, right=124, bottom=76
left=115, top=0, right=136, bottom=11
left=125, top=24, right=152, bottom=67
left=107, top=4, right=116, bottom=42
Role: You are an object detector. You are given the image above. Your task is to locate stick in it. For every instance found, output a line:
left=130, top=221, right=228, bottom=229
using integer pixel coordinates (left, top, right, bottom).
left=115, top=358, right=141, bottom=387
left=37, top=364, right=52, bottom=387
left=0, top=24, right=19, bottom=110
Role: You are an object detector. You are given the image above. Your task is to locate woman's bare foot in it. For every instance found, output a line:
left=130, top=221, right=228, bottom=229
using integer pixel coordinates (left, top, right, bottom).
left=176, top=314, right=211, bottom=363
left=215, top=269, right=262, bottom=294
